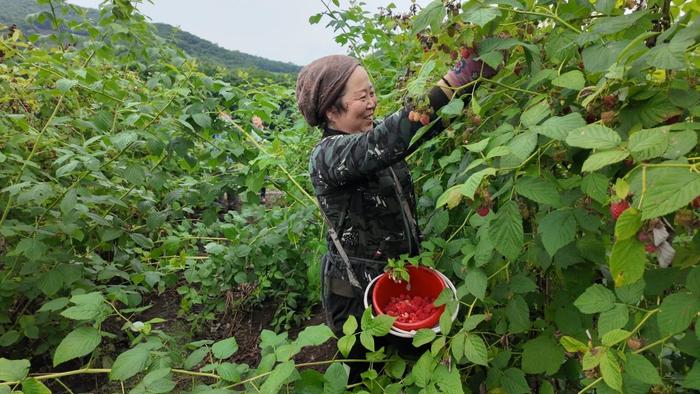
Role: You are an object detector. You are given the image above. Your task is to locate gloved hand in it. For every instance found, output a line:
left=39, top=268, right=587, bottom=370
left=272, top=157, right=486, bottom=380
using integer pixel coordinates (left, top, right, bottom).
left=443, top=44, right=497, bottom=87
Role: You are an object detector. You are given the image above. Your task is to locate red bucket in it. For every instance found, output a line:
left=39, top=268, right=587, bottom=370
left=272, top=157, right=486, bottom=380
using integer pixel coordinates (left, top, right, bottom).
left=372, top=266, right=446, bottom=331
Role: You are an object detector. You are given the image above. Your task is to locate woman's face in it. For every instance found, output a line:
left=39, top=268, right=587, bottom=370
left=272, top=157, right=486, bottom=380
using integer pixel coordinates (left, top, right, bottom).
left=326, top=67, right=377, bottom=133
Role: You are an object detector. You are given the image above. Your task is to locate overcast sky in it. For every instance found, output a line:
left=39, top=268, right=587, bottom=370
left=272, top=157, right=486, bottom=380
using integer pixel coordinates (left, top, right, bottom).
left=66, top=0, right=426, bottom=66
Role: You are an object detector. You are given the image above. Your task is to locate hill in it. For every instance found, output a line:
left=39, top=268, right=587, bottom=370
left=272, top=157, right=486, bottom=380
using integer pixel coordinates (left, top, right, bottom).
left=0, top=0, right=300, bottom=74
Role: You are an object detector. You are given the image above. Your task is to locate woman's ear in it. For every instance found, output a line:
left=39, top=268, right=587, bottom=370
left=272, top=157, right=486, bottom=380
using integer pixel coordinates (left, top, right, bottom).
left=325, top=108, right=337, bottom=127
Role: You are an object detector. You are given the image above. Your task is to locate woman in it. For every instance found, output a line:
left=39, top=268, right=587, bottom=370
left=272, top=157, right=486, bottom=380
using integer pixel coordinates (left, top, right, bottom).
left=295, top=52, right=495, bottom=377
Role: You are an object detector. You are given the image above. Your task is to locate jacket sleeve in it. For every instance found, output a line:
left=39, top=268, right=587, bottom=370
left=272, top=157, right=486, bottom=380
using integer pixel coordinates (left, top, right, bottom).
left=311, top=87, right=451, bottom=187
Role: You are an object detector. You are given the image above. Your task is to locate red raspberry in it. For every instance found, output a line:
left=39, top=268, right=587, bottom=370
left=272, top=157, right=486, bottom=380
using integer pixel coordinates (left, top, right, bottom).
left=692, top=195, right=700, bottom=209
left=477, top=206, right=490, bottom=217
left=645, top=244, right=657, bottom=253
left=610, top=200, right=630, bottom=220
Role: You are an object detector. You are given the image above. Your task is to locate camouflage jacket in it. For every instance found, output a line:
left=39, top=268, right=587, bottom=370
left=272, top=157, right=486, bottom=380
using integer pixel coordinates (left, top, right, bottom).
left=309, top=87, right=449, bottom=261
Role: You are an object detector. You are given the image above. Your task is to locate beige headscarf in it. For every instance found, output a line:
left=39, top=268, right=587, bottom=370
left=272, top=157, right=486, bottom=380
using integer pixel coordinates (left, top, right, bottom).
left=295, top=55, right=360, bottom=127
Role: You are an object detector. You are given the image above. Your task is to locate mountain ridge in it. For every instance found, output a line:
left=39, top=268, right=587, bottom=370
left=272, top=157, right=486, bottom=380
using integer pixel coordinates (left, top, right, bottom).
left=0, top=0, right=300, bottom=74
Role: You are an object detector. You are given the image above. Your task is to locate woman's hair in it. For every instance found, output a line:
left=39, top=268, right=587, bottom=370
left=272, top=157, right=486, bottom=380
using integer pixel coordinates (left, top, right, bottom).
left=295, top=55, right=359, bottom=127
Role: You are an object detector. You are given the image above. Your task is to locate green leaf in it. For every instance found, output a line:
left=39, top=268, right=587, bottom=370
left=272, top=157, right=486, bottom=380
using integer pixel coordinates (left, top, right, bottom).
left=434, top=364, right=464, bottom=394
left=538, top=209, right=576, bottom=257
left=531, top=113, right=586, bottom=141
left=296, top=324, right=334, bottom=348
left=110, top=344, right=150, bottom=381
left=566, top=124, right=621, bottom=149
left=60, top=303, right=103, bottom=321
left=628, top=127, right=670, bottom=161
left=53, top=326, right=101, bottom=367
left=600, top=350, right=622, bottom=392
left=458, top=168, right=497, bottom=199
left=463, top=269, right=487, bottom=300
left=610, top=237, right=647, bottom=288
left=601, top=329, right=630, bottom=347
left=582, top=149, right=630, bottom=172
left=506, top=296, right=530, bottom=333
left=21, top=378, right=51, bottom=394
left=464, top=334, right=488, bottom=366
left=521, top=335, right=565, bottom=375
left=488, top=201, right=523, bottom=261
left=462, top=7, right=501, bottom=27
left=581, top=173, right=609, bottom=205
left=500, top=368, right=530, bottom=394
left=260, top=361, right=295, bottom=394
left=657, top=292, right=700, bottom=336
left=412, top=351, right=435, bottom=387
left=633, top=167, right=700, bottom=220
left=520, top=99, right=550, bottom=127
left=560, top=336, right=588, bottom=353
left=364, top=313, right=394, bottom=337
left=322, top=363, right=347, bottom=394
left=486, top=145, right=511, bottom=159
left=337, top=335, right=356, bottom=358
left=626, top=353, right=662, bottom=385
left=385, top=359, right=406, bottom=379
left=217, top=363, right=242, bottom=382
left=552, top=70, right=585, bottom=91
left=684, top=361, right=700, bottom=390
left=598, top=304, right=629, bottom=335
left=415, top=0, right=446, bottom=32
left=614, top=208, right=642, bottom=240
left=360, top=331, right=374, bottom=351
left=515, top=177, right=561, bottom=206
left=56, top=78, right=78, bottom=93
left=465, top=138, right=490, bottom=153
left=191, top=113, right=211, bottom=129
left=664, top=130, right=697, bottom=159
left=439, top=98, right=464, bottom=117
left=37, top=297, right=70, bottom=313
left=130, top=233, right=154, bottom=249
left=574, top=284, right=616, bottom=314
left=342, top=315, right=357, bottom=336
left=184, top=347, right=208, bottom=370
left=0, top=358, right=30, bottom=382
left=463, top=314, right=486, bottom=332
left=412, top=329, right=436, bottom=347
left=212, top=337, right=238, bottom=359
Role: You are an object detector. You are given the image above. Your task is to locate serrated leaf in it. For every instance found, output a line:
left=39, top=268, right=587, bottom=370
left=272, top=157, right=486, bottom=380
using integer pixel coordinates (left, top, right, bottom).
left=600, top=350, right=622, bottom=392
left=337, top=335, right=356, bottom=358
left=552, top=70, right=585, bottom=91
left=412, top=351, right=435, bottom=387
left=465, top=138, right=490, bottom=153
left=412, top=329, right=436, bottom=347
left=515, top=177, right=561, bottom=206
left=439, top=98, right=464, bottom=117
left=628, top=127, right=670, bottom=162
left=323, top=362, right=347, bottom=394
left=614, top=178, right=629, bottom=200
left=633, top=167, right=700, bottom=220
left=53, top=327, right=101, bottom=366
left=458, top=168, right=497, bottom=199
left=614, top=208, right=642, bottom=240
left=538, top=209, right=576, bottom=257
left=582, top=149, right=629, bottom=172
left=191, top=113, right=211, bottom=129
left=581, top=173, right=609, bottom=205
left=531, top=113, right=586, bottom=141
left=664, top=130, right=697, bottom=159
left=110, top=344, right=150, bottom=381
left=501, top=368, right=530, bottom=394
left=598, top=304, right=629, bottom=335
left=657, top=292, right=700, bottom=336
left=601, top=329, right=630, bottom=347
left=260, top=361, right=295, bottom=394
left=462, top=7, right=501, bottom=27
left=486, top=145, right=510, bottom=159
left=521, top=335, right=565, bottom=375
left=342, top=315, right=357, bottom=336
left=521, top=99, right=550, bottom=127
left=295, top=324, right=334, bottom=348
left=506, top=296, right=529, bottom=333
left=21, top=377, right=51, bottom=394
left=465, top=269, right=487, bottom=300
left=212, top=337, right=238, bottom=359
left=412, top=0, right=445, bottom=33
left=560, top=336, right=588, bottom=353
left=56, top=78, right=78, bottom=93
left=566, top=124, right=621, bottom=149
left=488, top=201, right=523, bottom=261
left=626, top=353, right=662, bottom=385
left=183, top=347, right=208, bottom=370
left=574, top=284, right=615, bottom=314
left=464, top=334, right=488, bottom=366
left=0, top=358, right=30, bottom=381
left=683, top=361, right=700, bottom=390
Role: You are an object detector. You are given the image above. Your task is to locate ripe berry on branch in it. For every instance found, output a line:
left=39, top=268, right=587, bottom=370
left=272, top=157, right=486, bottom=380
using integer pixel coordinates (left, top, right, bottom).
left=610, top=200, right=630, bottom=220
